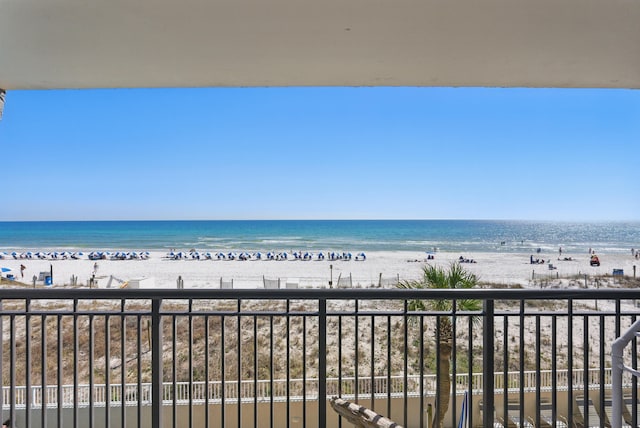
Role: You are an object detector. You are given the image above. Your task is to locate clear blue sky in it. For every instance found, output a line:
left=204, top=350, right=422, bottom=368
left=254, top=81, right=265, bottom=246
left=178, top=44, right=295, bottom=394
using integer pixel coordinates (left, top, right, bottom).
left=0, top=87, right=638, bottom=221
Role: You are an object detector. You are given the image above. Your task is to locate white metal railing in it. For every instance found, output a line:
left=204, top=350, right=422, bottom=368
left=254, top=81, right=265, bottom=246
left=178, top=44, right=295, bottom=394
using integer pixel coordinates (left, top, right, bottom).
left=1, top=368, right=622, bottom=409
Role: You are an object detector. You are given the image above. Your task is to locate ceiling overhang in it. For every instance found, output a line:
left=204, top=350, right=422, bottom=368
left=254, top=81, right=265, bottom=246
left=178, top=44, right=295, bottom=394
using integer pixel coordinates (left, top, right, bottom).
left=1, top=0, right=639, bottom=90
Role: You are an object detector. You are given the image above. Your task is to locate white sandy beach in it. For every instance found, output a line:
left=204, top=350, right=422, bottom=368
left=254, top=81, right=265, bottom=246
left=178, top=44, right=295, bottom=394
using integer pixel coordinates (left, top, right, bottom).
left=1, top=249, right=638, bottom=289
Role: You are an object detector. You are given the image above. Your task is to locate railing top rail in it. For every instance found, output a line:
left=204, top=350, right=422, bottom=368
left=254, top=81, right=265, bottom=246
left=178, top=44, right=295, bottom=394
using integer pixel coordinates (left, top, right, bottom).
left=1, top=287, right=640, bottom=300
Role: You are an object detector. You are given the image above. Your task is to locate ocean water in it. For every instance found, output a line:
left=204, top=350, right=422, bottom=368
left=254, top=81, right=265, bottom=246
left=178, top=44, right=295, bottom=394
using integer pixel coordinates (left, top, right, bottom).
left=0, top=220, right=638, bottom=254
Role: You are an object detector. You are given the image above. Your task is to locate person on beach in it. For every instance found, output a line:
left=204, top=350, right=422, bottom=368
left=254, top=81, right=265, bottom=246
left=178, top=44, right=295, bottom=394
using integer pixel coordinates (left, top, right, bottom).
left=559, top=247, right=562, bottom=256
left=20, top=264, right=25, bottom=278
left=93, top=262, right=99, bottom=275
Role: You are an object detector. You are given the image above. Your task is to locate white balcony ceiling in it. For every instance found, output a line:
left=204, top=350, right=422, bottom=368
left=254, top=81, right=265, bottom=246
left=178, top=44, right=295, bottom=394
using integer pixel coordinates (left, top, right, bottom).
left=0, top=0, right=638, bottom=90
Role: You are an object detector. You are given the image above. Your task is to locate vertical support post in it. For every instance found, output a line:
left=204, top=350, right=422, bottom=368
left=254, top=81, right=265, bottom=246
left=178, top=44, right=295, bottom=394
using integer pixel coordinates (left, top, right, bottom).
left=483, top=300, right=495, bottom=428
left=318, top=299, right=327, bottom=427
left=611, top=319, right=640, bottom=428
left=612, top=338, right=624, bottom=428
left=152, top=298, right=163, bottom=428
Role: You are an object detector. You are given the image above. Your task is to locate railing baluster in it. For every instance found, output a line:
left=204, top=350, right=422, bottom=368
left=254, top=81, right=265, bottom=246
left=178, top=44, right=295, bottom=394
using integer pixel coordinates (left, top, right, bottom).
left=57, top=313, right=63, bottom=428
left=41, top=313, right=47, bottom=428
left=25, top=298, right=31, bottom=428
left=151, top=298, right=163, bottom=428
left=483, top=299, right=495, bottom=428
left=319, top=298, right=327, bottom=428
left=120, top=301, right=126, bottom=428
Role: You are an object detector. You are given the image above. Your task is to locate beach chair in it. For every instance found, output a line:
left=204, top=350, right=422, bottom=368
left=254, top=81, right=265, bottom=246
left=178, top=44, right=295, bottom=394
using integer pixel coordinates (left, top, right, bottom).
left=574, top=395, right=611, bottom=428
left=496, top=416, right=517, bottom=428
left=220, top=278, right=233, bottom=289
left=478, top=400, right=507, bottom=428
left=537, top=400, right=568, bottom=428
left=504, top=401, right=534, bottom=428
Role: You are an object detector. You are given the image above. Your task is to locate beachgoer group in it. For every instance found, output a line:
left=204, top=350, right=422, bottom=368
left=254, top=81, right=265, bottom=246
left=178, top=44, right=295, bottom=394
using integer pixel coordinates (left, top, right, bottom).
left=530, top=255, right=545, bottom=264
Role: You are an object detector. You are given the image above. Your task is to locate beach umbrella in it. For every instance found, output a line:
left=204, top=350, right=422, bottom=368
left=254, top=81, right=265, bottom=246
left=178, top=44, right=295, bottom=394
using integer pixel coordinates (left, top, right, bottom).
left=1, top=267, right=12, bottom=272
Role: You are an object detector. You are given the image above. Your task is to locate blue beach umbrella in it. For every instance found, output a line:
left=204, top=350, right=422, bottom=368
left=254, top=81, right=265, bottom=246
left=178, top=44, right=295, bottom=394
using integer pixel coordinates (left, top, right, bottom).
left=1, top=267, right=12, bottom=272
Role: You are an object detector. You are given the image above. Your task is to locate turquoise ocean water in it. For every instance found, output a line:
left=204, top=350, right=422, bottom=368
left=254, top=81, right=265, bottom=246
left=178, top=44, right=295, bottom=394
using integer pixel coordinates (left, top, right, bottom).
left=0, top=220, right=638, bottom=254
